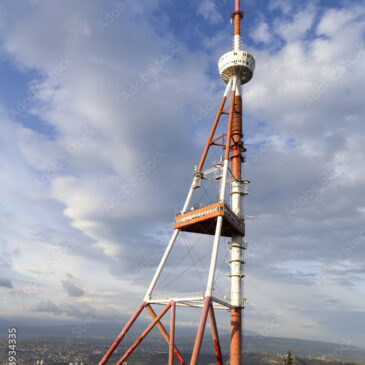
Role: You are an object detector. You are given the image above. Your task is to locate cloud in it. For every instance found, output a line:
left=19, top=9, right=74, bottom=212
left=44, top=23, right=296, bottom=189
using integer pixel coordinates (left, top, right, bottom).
left=28, top=300, right=59, bottom=313
left=274, top=7, right=316, bottom=42
left=26, top=300, right=101, bottom=320
left=317, top=6, right=365, bottom=37
left=197, top=0, right=223, bottom=24
left=0, top=0, right=364, bottom=347
left=62, top=279, right=85, bottom=298
left=0, top=277, right=13, bottom=288
left=251, top=21, right=272, bottom=44
left=0, top=0, right=217, bottom=324
left=269, top=0, right=293, bottom=15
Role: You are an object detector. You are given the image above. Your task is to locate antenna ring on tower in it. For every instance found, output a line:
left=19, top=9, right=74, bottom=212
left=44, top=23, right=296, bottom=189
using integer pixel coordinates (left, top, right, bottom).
left=231, top=10, right=244, bottom=19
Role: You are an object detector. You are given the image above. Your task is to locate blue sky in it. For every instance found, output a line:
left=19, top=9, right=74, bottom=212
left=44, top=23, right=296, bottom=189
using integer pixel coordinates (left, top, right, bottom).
left=0, top=0, right=365, bottom=350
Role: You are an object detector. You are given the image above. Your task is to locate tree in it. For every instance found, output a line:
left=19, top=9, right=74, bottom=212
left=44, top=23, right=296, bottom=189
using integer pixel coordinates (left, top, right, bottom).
left=285, top=349, right=294, bottom=365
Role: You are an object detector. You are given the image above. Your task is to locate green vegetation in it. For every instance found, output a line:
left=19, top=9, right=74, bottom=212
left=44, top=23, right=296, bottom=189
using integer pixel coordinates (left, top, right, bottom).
left=285, top=349, right=295, bottom=365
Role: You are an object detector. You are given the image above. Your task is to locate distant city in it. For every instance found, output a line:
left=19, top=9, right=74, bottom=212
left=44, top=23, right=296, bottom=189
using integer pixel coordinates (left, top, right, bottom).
left=1, top=338, right=365, bottom=365
left=0, top=340, right=97, bottom=365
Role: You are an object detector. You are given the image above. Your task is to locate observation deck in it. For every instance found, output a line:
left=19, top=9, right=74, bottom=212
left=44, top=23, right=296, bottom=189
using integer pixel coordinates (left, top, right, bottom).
left=218, top=50, right=255, bottom=84
left=174, top=202, right=245, bottom=237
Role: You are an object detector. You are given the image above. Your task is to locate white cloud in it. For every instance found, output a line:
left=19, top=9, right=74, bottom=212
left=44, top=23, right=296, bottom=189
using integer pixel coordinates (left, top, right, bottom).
left=27, top=300, right=59, bottom=313
left=0, top=0, right=365, bottom=347
left=0, top=0, right=217, bottom=321
left=62, top=279, right=85, bottom=298
left=251, top=21, right=272, bottom=44
left=317, top=6, right=365, bottom=37
left=0, top=277, right=13, bottom=288
left=274, top=8, right=316, bottom=42
left=269, top=0, right=293, bottom=15
left=197, top=0, right=223, bottom=24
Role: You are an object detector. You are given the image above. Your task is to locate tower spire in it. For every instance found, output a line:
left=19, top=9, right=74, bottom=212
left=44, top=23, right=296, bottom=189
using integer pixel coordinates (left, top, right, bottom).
left=233, top=0, right=243, bottom=51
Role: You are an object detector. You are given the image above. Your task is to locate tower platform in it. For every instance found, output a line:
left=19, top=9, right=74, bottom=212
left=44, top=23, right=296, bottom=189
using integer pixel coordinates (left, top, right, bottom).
left=174, top=202, right=245, bottom=237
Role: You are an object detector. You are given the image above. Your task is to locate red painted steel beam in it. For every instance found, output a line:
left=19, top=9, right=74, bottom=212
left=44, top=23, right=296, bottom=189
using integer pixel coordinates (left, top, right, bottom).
left=224, top=86, right=236, bottom=161
left=231, top=95, right=243, bottom=179
left=169, top=301, right=176, bottom=365
left=234, top=0, right=242, bottom=37
left=190, top=296, right=211, bottom=365
left=116, top=301, right=172, bottom=365
left=197, top=94, right=228, bottom=172
left=145, top=305, right=187, bottom=365
left=208, top=304, right=224, bottom=365
left=230, top=308, right=242, bottom=365
left=99, top=301, right=146, bottom=365
left=231, top=47, right=244, bottom=365
left=210, top=133, right=227, bottom=145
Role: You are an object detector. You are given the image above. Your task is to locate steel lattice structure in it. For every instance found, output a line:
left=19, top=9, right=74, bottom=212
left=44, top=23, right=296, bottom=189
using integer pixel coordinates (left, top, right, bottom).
left=99, top=1, right=255, bottom=364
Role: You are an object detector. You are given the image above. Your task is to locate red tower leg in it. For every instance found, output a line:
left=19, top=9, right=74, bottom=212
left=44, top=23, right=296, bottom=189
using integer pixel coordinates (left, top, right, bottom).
left=116, top=301, right=172, bottom=365
left=169, top=301, right=176, bottom=365
left=197, top=87, right=230, bottom=172
left=209, top=304, right=224, bottom=365
left=230, top=308, right=242, bottom=365
left=98, top=301, right=146, bottom=365
left=190, top=296, right=211, bottom=365
left=145, top=304, right=187, bottom=365
left=224, top=82, right=236, bottom=161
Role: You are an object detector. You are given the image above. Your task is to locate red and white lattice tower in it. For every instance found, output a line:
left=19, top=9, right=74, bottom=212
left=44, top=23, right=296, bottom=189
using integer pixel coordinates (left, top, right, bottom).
left=99, top=1, right=255, bottom=364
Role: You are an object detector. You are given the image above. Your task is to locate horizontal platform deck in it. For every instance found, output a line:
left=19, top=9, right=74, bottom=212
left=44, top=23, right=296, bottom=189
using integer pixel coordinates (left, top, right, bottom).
left=148, top=292, right=236, bottom=310
left=174, top=202, right=245, bottom=237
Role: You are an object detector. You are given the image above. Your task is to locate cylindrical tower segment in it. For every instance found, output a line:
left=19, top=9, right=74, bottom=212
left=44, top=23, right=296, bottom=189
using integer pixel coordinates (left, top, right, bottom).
left=229, top=79, right=244, bottom=365
left=233, top=0, right=242, bottom=51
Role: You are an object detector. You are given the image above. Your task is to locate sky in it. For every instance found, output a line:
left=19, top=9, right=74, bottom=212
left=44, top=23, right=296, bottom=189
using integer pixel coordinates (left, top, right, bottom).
left=0, top=0, right=365, bottom=350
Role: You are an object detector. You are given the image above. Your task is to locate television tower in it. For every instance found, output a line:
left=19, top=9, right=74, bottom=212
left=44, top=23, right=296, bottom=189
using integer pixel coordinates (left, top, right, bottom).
left=99, top=0, right=255, bottom=364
